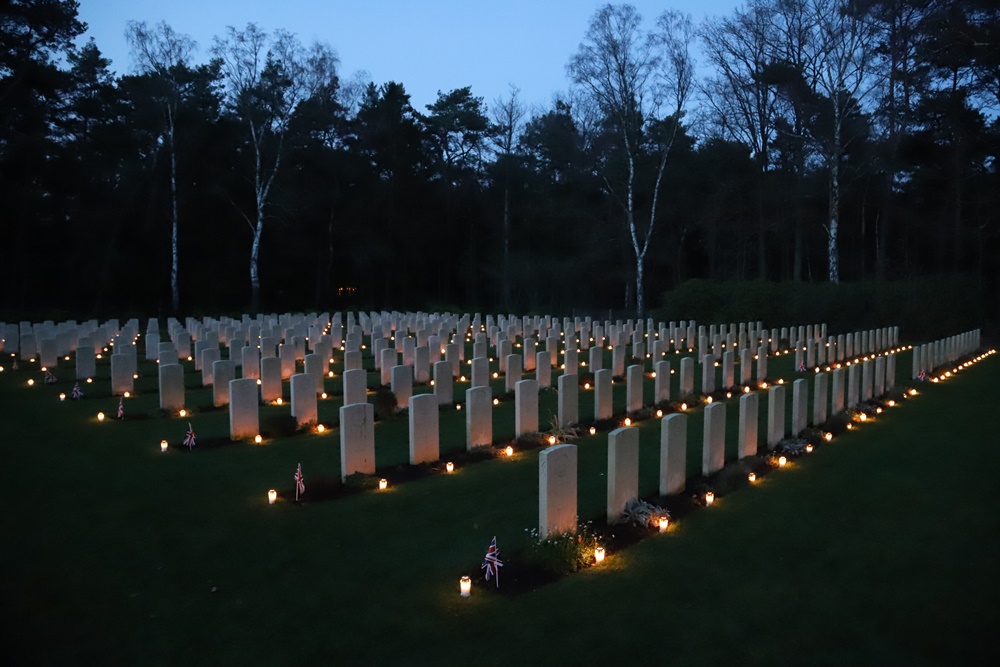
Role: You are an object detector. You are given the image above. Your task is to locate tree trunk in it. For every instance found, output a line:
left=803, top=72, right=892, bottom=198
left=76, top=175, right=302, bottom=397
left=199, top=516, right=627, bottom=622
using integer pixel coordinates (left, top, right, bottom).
left=828, top=159, right=841, bottom=284
left=502, top=184, right=510, bottom=309
left=168, top=120, right=180, bottom=313
left=250, top=213, right=263, bottom=313
left=635, top=251, right=645, bottom=319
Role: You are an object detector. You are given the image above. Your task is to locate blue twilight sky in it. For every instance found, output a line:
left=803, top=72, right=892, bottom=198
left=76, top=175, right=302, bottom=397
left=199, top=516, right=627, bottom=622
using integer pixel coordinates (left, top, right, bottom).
left=77, top=0, right=743, bottom=113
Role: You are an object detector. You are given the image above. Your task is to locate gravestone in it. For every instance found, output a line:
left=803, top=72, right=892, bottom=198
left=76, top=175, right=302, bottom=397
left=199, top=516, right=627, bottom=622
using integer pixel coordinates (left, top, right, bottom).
left=290, top=373, right=318, bottom=427
left=340, top=403, right=376, bottom=480
left=626, top=364, right=643, bottom=413
left=738, top=392, right=759, bottom=459
left=861, top=360, right=873, bottom=401
left=703, top=402, right=726, bottom=476
left=654, top=360, right=670, bottom=405
left=589, top=346, right=603, bottom=372
left=813, top=373, right=829, bottom=426
left=212, top=360, right=235, bottom=407
left=515, top=379, right=539, bottom=436
left=76, top=341, right=95, bottom=380
left=847, top=364, right=860, bottom=408
left=659, top=413, right=687, bottom=495
left=408, top=393, right=440, bottom=464
left=433, top=361, right=453, bottom=405
left=158, top=342, right=178, bottom=366
left=831, top=368, right=846, bottom=414
left=558, top=374, right=578, bottom=428
left=701, top=354, right=716, bottom=394
left=740, top=349, right=752, bottom=385
left=679, top=357, right=694, bottom=396
left=594, top=369, right=613, bottom=421
left=756, top=345, right=767, bottom=383
left=278, top=343, right=296, bottom=380
left=607, top=427, right=639, bottom=523
left=158, top=363, right=185, bottom=411
left=466, top=386, right=492, bottom=449
left=304, top=353, right=325, bottom=394
left=260, top=357, right=282, bottom=402
left=535, top=352, right=552, bottom=389
left=380, top=348, right=398, bottom=385
left=229, top=378, right=259, bottom=440
left=471, top=356, right=489, bottom=388
left=110, top=354, right=135, bottom=396
left=344, top=350, right=363, bottom=372
left=539, top=444, right=578, bottom=539
left=241, top=345, right=260, bottom=380
left=767, top=385, right=786, bottom=449
left=201, top=348, right=221, bottom=386
left=505, top=354, right=523, bottom=393
left=342, top=368, right=367, bottom=406
left=791, top=379, right=808, bottom=436
left=721, top=350, right=735, bottom=389
left=414, top=346, right=430, bottom=384
left=391, top=365, right=413, bottom=410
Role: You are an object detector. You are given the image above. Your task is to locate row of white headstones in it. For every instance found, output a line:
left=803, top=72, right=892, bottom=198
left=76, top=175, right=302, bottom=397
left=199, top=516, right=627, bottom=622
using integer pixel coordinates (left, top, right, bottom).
left=1, top=315, right=981, bottom=538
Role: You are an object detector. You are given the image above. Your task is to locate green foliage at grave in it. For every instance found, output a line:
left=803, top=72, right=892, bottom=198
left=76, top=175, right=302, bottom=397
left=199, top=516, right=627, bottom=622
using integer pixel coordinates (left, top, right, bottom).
left=656, top=276, right=982, bottom=341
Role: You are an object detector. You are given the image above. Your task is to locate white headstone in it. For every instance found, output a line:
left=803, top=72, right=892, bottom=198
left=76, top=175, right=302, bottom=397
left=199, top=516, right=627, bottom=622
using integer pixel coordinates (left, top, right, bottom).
left=229, top=378, right=259, bottom=440
left=539, top=444, right=578, bottom=539
left=607, top=427, right=639, bottom=523
left=659, top=413, right=687, bottom=495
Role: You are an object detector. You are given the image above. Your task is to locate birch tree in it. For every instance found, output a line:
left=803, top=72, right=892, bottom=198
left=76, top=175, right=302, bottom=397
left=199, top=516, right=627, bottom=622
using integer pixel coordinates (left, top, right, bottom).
left=568, top=4, right=693, bottom=317
left=125, top=20, right=196, bottom=312
left=806, top=0, right=880, bottom=283
left=212, top=24, right=339, bottom=311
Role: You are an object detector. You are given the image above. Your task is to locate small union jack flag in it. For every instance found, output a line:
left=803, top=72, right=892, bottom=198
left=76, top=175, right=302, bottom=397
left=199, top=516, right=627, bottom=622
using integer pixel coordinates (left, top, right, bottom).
left=183, top=422, right=196, bottom=449
left=294, top=462, right=305, bottom=501
left=117, top=397, right=124, bottom=419
left=918, top=370, right=928, bottom=381
left=796, top=363, right=806, bottom=373
left=482, top=536, right=503, bottom=588
left=71, top=382, right=83, bottom=399
left=44, top=370, right=57, bottom=384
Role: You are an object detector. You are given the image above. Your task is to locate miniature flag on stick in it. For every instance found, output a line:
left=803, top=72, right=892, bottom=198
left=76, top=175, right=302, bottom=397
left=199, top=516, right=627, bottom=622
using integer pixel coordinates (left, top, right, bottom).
left=12, top=360, right=18, bottom=371
left=117, top=397, right=124, bottom=420
left=71, top=382, right=83, bottom=399
left=44, top=370, right=57, bottom=384
left=294, top=462, right=305, bottom=501
left=796, top=363, right=806, bottom=373
left=482, top=536, right=503, bottom=588
left=183, top=422, right=196, bottom=449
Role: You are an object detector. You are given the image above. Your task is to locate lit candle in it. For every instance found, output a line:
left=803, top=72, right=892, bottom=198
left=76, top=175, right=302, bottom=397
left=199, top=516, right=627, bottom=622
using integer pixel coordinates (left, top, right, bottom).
left=97, top=412, right=105, bottom=421
left=179, top=409, right=187, bottom=418
left=748, top=472, right=756, bottom=483
left=680, top=403, right=687, bottom=411
left=378, top=478, right=388, bottom=490
left=658, top=516, right=669, bottom=533
left=493, top=398, right=499, bottom=406
left=623, top=417, right=631, bottom=427
left=656, top=409, right=663, bottom=418
left=460, top=575, right=472, bottom=597
left=316, top=424, right=325, bottom=433
left=594, top=546, right=606, bottom=564
left=589, top=426, right=597, bottom=436
left=254, top=435, right=263, bottom=444
left=505, top=446, right=514, bottom=457
left=778, top=456, right=787, bottom=467
left=321, top=392, right=328, bottom=399
left=805, top=443, right=814, bottom=453
left=548, top=436, right=557, bottom=445
left=59, top=393, right=66, bottom=401
left=267, top=489, right=277, bottom=504
left=824, top=432, right=833, bottom=442
left=276, top=397, right=283, bottom=405
left=705, top=491, right=715, bottom=506
left=445, top=462, right=454, bottom=473
left=160, top=440, right=168, bottom=452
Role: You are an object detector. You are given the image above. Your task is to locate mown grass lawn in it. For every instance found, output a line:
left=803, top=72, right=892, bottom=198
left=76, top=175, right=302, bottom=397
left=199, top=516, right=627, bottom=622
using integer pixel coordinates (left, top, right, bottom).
left=2, top=343, right=997, bottom=666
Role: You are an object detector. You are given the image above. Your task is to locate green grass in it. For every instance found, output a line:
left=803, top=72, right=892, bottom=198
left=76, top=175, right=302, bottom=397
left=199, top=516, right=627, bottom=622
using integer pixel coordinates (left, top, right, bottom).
left=2, top=342, right=998, bottom=666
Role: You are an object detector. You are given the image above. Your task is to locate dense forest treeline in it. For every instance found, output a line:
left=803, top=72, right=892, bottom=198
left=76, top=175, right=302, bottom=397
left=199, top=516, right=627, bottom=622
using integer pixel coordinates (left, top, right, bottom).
left=1, top=0, right=998, bottom=323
